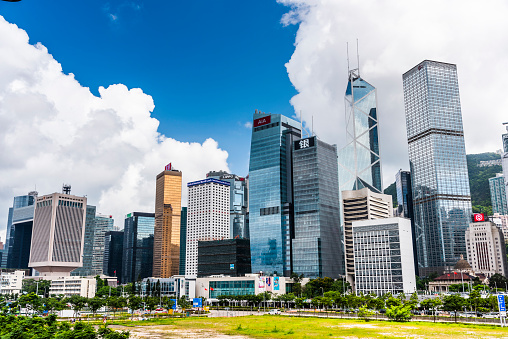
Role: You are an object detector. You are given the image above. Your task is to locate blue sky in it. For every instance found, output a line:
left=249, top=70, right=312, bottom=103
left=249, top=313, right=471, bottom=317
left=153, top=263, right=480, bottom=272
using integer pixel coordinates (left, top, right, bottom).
left=0, top=0, right=298, bottom=176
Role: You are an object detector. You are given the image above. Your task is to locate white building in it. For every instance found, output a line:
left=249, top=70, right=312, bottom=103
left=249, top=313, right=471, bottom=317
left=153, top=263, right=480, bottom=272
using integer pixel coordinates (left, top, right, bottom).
left=141, top=276, right=196, bottom=299
left=465, top=220, right=508, bottom=278
left=185, top=179, right=230, bottom=276
left=491, top=213, right=508, bottom=241
left=352, top=217, right=416, bottom=296
left=29, top=193, right=87, bottom=276
left=0, top=270, right=26, bottom=295
left=29, top=275, right=97, bottom=298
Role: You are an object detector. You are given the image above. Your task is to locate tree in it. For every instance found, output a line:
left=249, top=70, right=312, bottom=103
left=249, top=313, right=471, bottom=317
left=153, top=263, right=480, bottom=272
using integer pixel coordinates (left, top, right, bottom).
left=443, top=294, right=465, bottom=322
left=42, top=296, right=66, bottom=315
left=127, top=295, right=143, bottom=320
left=302, top=277, right=335, bottom=298
left=489, top=273, right=507, bottom=290
left=290, top=272, right=304, bottom=296
left=145, top=297, right=158, bottom=318
left=385, top=294, right=402, bottom=308
left=420, top=298, right=442, bottom=322
left=18, top=292, right=41, bottom=316
left=405, top=292, right=419, bottom=310
left=358, top=305, right=375, bottom=321
left=107, top=296, right=127, bottom=318
left=177, top=296, right=190, bottom=312
left=66, top=295, right=88, bottom=319
left=22, top=279, right=51, bottom=296
left=386, top=304, right=412, bottom=322
left=88, top=297, right=105, bottom=319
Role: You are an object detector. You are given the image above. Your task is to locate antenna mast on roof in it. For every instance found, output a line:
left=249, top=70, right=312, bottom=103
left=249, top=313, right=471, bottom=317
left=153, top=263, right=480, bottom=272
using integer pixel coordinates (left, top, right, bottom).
left=356, top=38, right=360, bottom=77
left=346, top=42, right=350, bottom=74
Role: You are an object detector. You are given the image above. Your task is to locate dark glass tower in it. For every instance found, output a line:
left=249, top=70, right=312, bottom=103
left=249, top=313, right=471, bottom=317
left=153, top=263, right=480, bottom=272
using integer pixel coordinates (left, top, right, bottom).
left=403, top=60, right=472, bottom=276
left=103, top=230, right=124, bottom=281
left=71, top=205, right=96, bottom=276
left=122, top=212, right=155, bottom=283
left=338, top=69, right=382, bottom=194
left=179, top=207, right=187, bottom=275
left=396, top=169, right=418, bottom=275
left=248, top=111, right=301, bottom=276
left=292, top=136, right=343, bottom=278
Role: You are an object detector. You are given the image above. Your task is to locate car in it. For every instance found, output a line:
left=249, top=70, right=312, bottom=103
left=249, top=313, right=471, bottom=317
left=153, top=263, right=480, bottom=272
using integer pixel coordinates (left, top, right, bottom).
left=268, top=309, right=281, bottom=315
left=483, top=312, right=499, bottom=319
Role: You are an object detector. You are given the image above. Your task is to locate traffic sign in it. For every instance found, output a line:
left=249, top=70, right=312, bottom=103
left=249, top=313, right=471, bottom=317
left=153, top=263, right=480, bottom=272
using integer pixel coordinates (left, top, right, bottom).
left=498, top=294, right=506, bottom=317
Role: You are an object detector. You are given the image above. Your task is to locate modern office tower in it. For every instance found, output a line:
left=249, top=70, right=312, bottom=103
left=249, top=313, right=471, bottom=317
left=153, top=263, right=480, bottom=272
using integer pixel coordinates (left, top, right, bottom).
left=185, top=178, right=230, bottom=276
left=91, top=214, right=114, bottom=275
left=71, top=205, right=97, bottom=277
left=122, top=212, right=155, bottom=283
left=292, top=136, right=343, bottom=278
left=197, top=238, right=251, bottom=277
left=5, top=192, right=37, bottom=268
left=395, top=170, right=418, bottom=275
left=153, top=164, right=182, bottom=278
left=103, top=230, right=124, bottom=280
left=342, top=188, right=392, bottom=287
left=6, top=192, right=37, bottom=271
left=352, top=217, right=416, bottom=296
left=207, top=171, right=249, bottom=239
left=248, top=111, right=301, bottom=276
left=338, top=67, right=383, bottom=195
left=490, top=174, right=508, bottom=215
left=29, top=193, right=87, bottom=276
left=179, top=207, right=187, bottom=275
left=403, top=60, right=472, bottom=276
left=465, top=219, right=508, bottom=277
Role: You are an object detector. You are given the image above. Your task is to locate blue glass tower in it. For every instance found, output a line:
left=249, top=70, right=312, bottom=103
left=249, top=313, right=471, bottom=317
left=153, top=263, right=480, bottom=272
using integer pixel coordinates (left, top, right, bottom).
left=122, top=212, right=155, bottom=283
left=248, top=111, right=301, bottom=276
left=489, top=174, right=508, bottom=215
left=338, top=69, right=382, bottom=194
left=403, top=60, right=472, bottom=276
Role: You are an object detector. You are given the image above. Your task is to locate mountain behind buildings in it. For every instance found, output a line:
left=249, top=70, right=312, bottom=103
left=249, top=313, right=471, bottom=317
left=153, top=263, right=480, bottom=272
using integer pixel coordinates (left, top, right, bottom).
left=384, top=152, right=502, bottom=214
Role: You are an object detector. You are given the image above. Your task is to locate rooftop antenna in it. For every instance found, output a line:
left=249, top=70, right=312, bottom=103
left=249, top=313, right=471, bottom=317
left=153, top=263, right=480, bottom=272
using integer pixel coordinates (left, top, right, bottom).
left=346, top=42, right=350, bottom=74
left=356, top=38, right=360, bottom=77
left=312, top=115, right=314, bottom=136
left=62, top=184, right=71, bottom=195
left=300, top=110, right=303, bottom=135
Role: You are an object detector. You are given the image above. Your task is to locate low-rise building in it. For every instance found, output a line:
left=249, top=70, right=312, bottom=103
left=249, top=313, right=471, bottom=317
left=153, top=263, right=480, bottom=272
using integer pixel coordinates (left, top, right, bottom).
left=0, top=269, right=27, bottom=295
left=140, top=276, right=196, bottom=299
left=29, top=275, right=97, bottom=298
left=352, top=217, right=416, bottom=296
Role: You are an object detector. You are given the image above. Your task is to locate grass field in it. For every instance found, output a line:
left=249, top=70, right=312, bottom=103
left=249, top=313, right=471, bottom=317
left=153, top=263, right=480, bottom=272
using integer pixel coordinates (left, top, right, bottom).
left=115, top=315, right=508, bottom=338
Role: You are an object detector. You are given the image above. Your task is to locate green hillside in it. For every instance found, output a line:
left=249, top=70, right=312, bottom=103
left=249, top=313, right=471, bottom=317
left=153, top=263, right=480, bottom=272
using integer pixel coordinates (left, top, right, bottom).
left=383, top=152, right=502, bottom=215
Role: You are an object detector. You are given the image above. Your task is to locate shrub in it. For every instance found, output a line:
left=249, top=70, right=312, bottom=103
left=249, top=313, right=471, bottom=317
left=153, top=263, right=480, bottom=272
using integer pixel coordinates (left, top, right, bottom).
left=386, top=304, right=412, bottom=322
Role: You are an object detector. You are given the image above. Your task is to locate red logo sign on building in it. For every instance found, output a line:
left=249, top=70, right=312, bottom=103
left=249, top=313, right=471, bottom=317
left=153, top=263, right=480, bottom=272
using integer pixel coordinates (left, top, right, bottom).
left=473, top=213, right=485, bottom=222
left=253, top=115, right=271, bottom=127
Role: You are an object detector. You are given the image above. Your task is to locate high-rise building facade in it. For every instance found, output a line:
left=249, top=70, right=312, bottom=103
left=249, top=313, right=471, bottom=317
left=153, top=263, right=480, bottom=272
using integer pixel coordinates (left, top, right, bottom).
left=207, top=171, right=249, bottom=239
left=103, top=230, right=124, bottom=281
left=465, top=220, right=508, bottom=277
left=29, top=193, right=87, bottom=276
left=122, top=212, right=155, bottom=283
left=248, top=111, right=301, bottom=276
left=501, top=126, right=508, bottom=208
left=91, top=214, right=114, bottom=275
left=292, top=136, right=343, bottom=278
left=179, top=207, right=187, bottom=275
left=197, top=238, right=251, bottom=277
left=71, top=205, right=97, bottom=277
left=342, top=188, right=392, bottom=287
left=6, top=192, right=37, bottom=271
left=353, top=217, right=416, bottom=296
left=490, top=174, right=508, bottom=215
left=395, top=169, right=418, bottom=275
left=403, top=60, right=472, bottom=276
left=153, top=164, right=182, bottom=278
left=338, top=68, right=382, bottom=194
left=185, top=178, right=230, bottom=276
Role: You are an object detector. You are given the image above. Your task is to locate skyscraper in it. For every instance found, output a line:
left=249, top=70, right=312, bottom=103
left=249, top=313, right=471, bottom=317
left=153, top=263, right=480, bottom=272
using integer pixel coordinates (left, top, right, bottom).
left=501, top=125, right=508, bottom=208
left=103, top=230, right=124, bottom=281
left=153, top=164, right=182, bottom=278
left=292, top=136, right=343, bottom=278
left=6, top=192, right=37, bottom=271
left=179, top=207, right=187, bottom=275
left=490, top=174, right=508, bottom=215
left=403, top=60, right=472, bottom=276
left=248, top=111, right=301, bottom=276
left=338, top=68, right=382, bottom=194
left=122, top=212, right=155, bottom=283
left=185, top=178, right=230, bottom=276
left=207, top=171, right=249, bottom=239
left=71, top=205, right=97, bottom=276
left=395, top=169, right=418, bottom=275
left=29, top=193, right=87, bottom=276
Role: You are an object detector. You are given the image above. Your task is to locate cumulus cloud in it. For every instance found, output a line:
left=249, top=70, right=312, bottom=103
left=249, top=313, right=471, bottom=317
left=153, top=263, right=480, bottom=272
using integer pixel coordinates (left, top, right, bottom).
left=0, top=16, right=229, bottom=237
left=278, top=0, right=508, bottom=188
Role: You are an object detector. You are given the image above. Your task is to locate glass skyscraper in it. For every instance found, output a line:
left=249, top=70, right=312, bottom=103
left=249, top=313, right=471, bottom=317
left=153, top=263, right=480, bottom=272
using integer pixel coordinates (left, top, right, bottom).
left=122, top=212, right=155, bottom=283
left=179, top=207, right=187, bottom=275
left=248, top=111, right=301, bottom=276
left=490, top=174, right=508, bottom=215
left=338, top=68, right=382, bottom=194
left=292, top=136, right=343, bottom=278
left=403, top=60, right=472, bottom=276
left=71, top=205, right=97, bottom=276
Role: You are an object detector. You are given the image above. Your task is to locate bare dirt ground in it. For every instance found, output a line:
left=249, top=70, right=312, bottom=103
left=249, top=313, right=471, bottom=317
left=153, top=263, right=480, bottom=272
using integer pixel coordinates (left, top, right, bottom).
left=110, top=325, right=251, bottom=339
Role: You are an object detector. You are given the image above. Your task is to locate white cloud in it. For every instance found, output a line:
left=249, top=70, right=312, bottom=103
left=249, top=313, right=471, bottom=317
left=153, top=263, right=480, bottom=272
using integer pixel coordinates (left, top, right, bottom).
left=278, top=0, right=508, bottom=189
left=0, top=16, right=230, bottom=238
left=244, top=121, right=252, bottom=129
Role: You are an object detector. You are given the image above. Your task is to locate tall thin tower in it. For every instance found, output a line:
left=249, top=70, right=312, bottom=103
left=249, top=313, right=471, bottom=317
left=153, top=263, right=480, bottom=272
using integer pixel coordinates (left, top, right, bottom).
left=403, top=60, right=472, bottom=276
left=153, top=163, right=182, bottom=278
